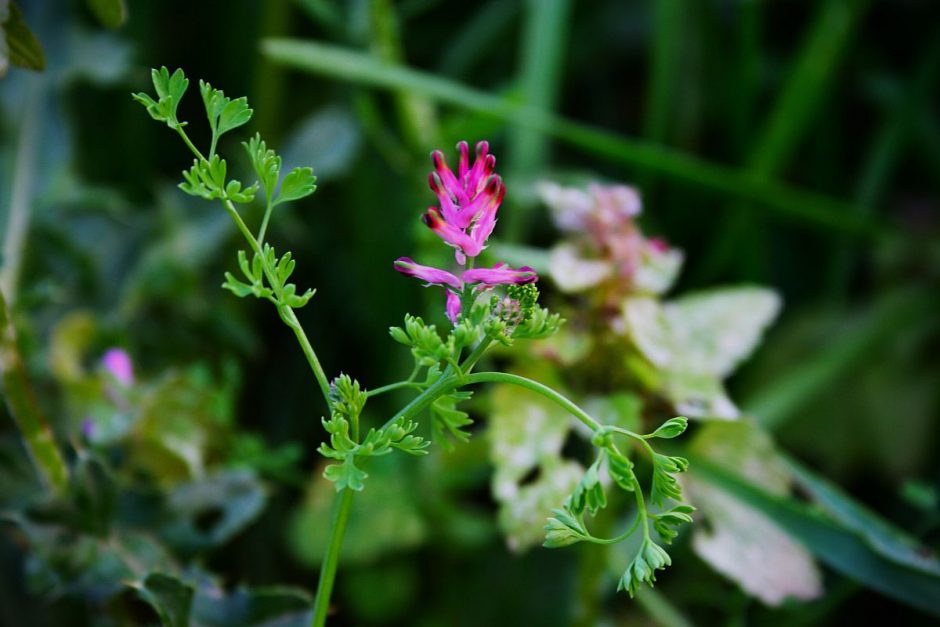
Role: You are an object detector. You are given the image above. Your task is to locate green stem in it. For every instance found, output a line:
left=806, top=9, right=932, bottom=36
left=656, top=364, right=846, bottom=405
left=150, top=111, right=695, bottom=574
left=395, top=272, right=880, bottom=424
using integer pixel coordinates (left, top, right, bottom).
left=459, top=337, right=493, bottom=372
left=257, top=199, right=276, bottom=244
left=366, top=380, right=421, bottom=397
left=460, top=371, right=601, bottom=431
left=174, top=125, right=207, bottom=162
left=584, top=512, right=642, bottom=545
left=310, top=487, right=354, bottom=627
left=0, top=291, right=69, bottom=493
left=380, top=367, right=459, bottom=430
left=279, top=305, right=333, bottom=408
left=216, top=198, right=332, bottom=410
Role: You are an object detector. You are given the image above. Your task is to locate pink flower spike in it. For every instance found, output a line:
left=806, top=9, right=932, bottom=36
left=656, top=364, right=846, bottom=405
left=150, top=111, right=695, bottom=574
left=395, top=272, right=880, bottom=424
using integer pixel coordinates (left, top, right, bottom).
left=431, top=150, right=469, bottom=206
left=464, top=142, right=493, bottom=195
left=469, top=178, right=505, bottom=249
left=102, top=348, right=134, bottom=386
left=394, top=257, right=462, bottom=290
left=457, top=141, right=470, bottom=178
left=462, top=265, right=538, bottom=286
left=446, top=291, right=462, bottom=324
left=422, top=208, right=484, bottom=258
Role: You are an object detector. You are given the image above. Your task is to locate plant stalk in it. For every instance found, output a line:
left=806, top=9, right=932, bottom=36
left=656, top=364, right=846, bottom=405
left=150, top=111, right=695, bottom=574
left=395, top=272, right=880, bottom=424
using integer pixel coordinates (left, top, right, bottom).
left=310, top=487, right=354, bottom=627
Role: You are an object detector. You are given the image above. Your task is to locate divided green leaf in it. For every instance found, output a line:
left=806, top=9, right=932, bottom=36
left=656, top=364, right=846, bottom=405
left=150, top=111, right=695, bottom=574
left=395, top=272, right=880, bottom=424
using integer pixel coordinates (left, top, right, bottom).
left=430, top=391, right=473, bottom=449
left=618, top=539, right=672, bottom=598
left=650, top=453, right=689, bottom=507
left=543, top=507, right=588, bottom=548
left=277, top=167, right=317, bottom=205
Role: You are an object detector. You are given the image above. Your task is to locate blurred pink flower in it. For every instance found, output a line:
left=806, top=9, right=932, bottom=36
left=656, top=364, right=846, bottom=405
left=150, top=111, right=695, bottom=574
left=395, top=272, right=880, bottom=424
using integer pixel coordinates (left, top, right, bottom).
left=101, top=348, right=134, bottom=386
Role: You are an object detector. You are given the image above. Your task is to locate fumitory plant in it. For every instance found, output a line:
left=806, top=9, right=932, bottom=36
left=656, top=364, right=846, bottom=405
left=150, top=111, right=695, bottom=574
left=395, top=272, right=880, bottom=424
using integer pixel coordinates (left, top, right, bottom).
left=131, top=67, right=695, bottom=624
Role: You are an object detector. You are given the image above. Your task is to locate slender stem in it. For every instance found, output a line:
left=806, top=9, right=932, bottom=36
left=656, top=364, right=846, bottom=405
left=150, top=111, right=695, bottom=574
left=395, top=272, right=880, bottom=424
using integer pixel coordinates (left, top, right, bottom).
left=366, top=380, right=421, bottom=397
left=584, top=512, right=642, bottom=545
left=280, top=305, right=333, bottom=408
left=175, top=125, right=207, bottom=162
left=310, top=487, right=354, bottom=627
left=208, top=130, right=219, bottom=161
left=257, top=199, right=276, bottom=244
left=460, top=371, right=601, bottom=431
left=216, top=199, right=332, bottom=410
left=380, top=367, right=459, bottom=430
left=611, top=441, right=651, bottom=542
left=459, top=337, right=493, bottom=372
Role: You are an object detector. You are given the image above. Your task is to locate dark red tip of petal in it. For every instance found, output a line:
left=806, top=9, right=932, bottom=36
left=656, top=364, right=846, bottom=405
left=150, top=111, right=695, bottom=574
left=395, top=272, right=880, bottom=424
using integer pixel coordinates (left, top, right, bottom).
left=494, top=181, right=506, bottom=204
left=483, top=175, right=500, bottom=194
left=509, top=266, right=539, bottom=284
left=428, top=172, right=442, bottom=193
left=431, top=150, right=446, bottom=170
left=483, top=154, right=496, bottom=173
left=475, top=140, right=489, bottom=158
left=421, top=207, right=444, bottom=229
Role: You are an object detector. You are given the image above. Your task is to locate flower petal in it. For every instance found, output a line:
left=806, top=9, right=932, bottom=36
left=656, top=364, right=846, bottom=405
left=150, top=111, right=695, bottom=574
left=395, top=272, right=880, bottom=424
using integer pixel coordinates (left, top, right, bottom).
left=446, top=291, right=462, bottom=325
left=422, top=208, right=483, bottom=258
left=462, top=264, right=538, bottom=286
left=101, top=348, right=134, bottom=386
left=394, top=257, right=462, bottom=290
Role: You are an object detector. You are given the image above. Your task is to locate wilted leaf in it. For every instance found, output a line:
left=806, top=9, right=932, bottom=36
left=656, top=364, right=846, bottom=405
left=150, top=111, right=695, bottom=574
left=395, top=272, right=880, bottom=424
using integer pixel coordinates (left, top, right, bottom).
left=623, top=288, right=780, bottom=419
left=488, top=382, right=583, bottom=551
left=666, top=288, right=781, bottom=378
left=548, top=243, right=612, bottom=293
left=499, top=459, right=582, bottom=552
left=684, top=422, right=823, bottom=605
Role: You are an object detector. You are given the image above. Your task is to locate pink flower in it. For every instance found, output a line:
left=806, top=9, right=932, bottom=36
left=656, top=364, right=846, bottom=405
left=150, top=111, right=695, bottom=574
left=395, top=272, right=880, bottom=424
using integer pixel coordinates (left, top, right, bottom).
left=395, top=141, right=538, bottom=324
left=394, top=257, right=462, bottom=290
left=462, top=264, right=537, bottom=286
left=423, top=141, right=505, bottom=263
left=101, top=348, right=134, bottom=386
left=445, top=292, right=462, bottom=325
left=393, top=256, right=537, bottom=324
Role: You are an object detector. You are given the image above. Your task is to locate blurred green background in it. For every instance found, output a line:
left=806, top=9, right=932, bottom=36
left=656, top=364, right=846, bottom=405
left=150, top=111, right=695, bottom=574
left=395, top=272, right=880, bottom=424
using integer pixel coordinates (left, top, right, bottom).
left=1, top=0, right=939, bottom=625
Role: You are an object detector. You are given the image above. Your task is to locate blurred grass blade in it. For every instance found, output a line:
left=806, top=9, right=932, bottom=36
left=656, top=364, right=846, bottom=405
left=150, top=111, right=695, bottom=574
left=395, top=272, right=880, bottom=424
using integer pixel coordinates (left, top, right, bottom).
left=436, top=0, right=519, bottom=79
left=0, top=291, right=69, bottom=493
left=745, top=288, right=933, bottom=428
left=642, top=0, right=684, bottom=144
left=692, top=458, right=940, bottom=617
left=750, top=0, right=871, bottom=175
left=782, top=453, right=940, bottom=576
left=262, top=38, right=884, bottom=236
left=368, top=0, right=438, bottom=149
left=508, top=0, right=571, bottom=174
left=505, top=0, right=572, bottom=238
left=702, top=0, right=872, bottom=279
left=828, top=33, right=940, bottom=298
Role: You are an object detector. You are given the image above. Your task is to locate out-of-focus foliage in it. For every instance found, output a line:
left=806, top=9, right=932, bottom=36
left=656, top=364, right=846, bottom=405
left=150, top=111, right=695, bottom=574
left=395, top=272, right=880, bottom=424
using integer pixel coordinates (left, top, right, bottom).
left=2, top=0, right=939, bottom=625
